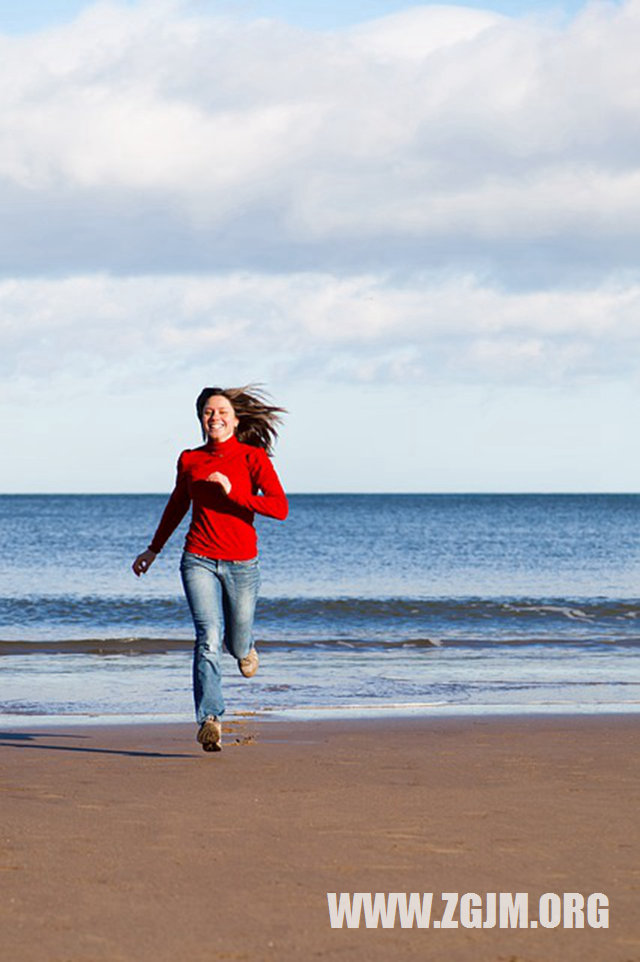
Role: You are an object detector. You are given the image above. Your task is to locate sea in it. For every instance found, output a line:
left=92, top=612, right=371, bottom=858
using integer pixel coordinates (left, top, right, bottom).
left=1, top=493, right=639, bottom=725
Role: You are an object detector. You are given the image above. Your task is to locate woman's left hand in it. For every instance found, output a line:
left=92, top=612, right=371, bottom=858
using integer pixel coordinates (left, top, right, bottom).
left=206, top=471, right=232, bottom=495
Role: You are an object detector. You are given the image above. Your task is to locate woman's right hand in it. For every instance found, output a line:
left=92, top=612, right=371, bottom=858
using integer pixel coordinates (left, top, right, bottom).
left=132, top=549, right=157, bottom=577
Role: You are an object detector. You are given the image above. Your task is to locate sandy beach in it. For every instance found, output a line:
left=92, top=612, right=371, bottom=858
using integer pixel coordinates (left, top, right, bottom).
left=1, top=714, right=638, bottom=962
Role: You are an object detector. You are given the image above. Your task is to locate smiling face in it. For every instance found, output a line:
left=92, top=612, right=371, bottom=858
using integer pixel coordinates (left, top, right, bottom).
left=201, top=394, right=239, bottom=443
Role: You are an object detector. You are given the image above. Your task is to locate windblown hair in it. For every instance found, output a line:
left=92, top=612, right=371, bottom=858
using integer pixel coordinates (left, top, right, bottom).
left=195, top=384, right=286, bottom=455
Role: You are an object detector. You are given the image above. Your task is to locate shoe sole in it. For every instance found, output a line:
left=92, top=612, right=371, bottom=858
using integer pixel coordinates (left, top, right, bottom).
left=197, top=721, right=222, bottom=752
left=239, top=650, right=259, bottom=678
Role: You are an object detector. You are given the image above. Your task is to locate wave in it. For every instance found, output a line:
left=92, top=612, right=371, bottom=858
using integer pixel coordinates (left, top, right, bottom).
left=1, top=634, right=639, bottom=656
left=0, top=636, right=444, bottom=655
left=1, top=595, right=639, bottom=649
left=1, top=593, right=639, bottom=620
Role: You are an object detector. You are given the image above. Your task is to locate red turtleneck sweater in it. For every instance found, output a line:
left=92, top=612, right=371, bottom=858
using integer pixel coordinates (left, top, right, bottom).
left=148, top=436, right=288, bottom=561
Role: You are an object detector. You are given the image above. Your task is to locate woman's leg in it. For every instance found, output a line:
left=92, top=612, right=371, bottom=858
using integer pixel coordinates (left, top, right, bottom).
left=179, top=552, right=226, bottom=721
left=218, top=557, right=261, bottom=662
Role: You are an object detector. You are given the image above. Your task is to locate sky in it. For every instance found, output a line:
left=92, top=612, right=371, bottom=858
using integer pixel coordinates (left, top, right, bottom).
left=1, top=0, right=638, bottom=493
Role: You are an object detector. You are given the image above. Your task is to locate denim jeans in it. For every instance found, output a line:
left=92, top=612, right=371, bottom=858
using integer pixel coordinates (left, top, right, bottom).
left=180, top=551, right=261, bottom=722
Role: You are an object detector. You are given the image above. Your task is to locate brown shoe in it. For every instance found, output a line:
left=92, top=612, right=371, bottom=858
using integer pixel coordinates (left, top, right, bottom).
left=238, top=647, right=259, bottom=678
left=197, top=715, right=222, bottom=752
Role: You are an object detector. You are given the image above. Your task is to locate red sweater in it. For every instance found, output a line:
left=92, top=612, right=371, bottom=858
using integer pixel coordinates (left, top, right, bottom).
left=148, top=436, right=288, bottom=561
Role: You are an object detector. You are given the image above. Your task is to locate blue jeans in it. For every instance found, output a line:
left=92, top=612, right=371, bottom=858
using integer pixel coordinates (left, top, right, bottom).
left=180, top=551, right=261, bottom=722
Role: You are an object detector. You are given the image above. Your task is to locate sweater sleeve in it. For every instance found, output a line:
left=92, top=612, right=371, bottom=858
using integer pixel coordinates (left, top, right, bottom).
left=226, top=449, right=288, bottom=520
left=148, top=453, right=192, bottom=553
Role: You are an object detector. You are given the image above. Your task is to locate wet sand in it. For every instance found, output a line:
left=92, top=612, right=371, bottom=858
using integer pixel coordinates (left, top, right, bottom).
left=1, top=714, right=638, bottom=961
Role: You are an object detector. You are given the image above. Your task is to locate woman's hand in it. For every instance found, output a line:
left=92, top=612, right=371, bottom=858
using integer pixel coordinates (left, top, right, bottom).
left=132, top=549, right=157, bottom=577
left=206, top=471, right=232, bottom=495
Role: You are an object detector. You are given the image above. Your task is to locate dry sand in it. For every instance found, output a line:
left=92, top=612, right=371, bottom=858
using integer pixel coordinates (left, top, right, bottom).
left=1, top=714, right=638, bottom=962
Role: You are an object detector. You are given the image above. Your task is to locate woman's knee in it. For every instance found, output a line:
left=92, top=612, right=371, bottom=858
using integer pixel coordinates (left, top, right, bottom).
left=224, top=621, right=255, bottom=658
left=194, top=625, right=222, bottom=653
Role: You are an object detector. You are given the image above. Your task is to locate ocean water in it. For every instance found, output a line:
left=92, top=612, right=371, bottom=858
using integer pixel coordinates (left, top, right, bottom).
left=1, top=493, right=639, bottom=723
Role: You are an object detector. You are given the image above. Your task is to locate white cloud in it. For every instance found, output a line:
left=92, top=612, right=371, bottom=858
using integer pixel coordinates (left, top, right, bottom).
left=0, top=0, right=639, bottom=283
left=2, top=271, right=640, bottom=395
left=0, top=0, right=639, bottom=409
left=347, top=5, right=504, bottom=60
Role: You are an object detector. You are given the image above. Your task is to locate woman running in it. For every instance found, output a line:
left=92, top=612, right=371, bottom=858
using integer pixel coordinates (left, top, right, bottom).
left=132, top=385, right=288, bottom=752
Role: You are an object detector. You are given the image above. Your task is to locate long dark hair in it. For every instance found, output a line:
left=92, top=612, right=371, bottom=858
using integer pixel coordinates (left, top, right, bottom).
left=196, top=384, right=286, bottom=455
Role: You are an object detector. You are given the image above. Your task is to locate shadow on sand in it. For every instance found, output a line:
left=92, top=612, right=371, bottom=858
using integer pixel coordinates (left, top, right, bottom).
left=0, top=729, right=193, bottom=759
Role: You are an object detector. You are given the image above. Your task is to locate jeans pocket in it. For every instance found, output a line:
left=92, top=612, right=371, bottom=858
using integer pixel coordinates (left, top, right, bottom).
left=180, top=551, right=204, bottom=571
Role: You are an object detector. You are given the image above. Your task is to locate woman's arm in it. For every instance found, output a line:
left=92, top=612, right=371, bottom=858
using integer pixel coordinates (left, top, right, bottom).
left=225, top=448, right=288, bottom=520
left=147, top=454, right=192, bottom=552
left=132, top=454, right=191, bottom=575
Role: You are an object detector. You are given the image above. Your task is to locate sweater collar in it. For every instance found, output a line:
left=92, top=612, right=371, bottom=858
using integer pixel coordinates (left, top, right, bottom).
left=204, top=434, right=240, bottom=455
